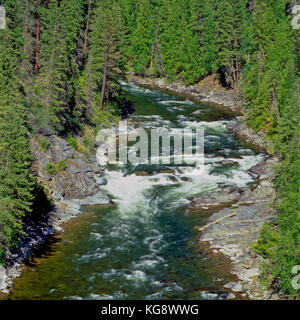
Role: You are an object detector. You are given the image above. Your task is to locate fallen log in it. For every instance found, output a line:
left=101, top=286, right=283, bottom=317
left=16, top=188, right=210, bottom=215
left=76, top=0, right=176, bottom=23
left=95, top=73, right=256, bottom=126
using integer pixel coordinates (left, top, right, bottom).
left=196, top=212, right=237, bottom=232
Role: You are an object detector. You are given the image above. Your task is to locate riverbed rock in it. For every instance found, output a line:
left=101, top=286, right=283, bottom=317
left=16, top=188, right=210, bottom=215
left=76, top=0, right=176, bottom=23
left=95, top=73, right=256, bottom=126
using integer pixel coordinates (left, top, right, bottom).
left=192, top=110, right=202, bottom=115
left=0, top=267, right=7, bottom=291
left=226, top=120, right=269, bottom=150
left=220, top=292, right=236, bottom=300
left=224, top=282, right=243, bottom=293
left=189, top=187, right=242, bottom=212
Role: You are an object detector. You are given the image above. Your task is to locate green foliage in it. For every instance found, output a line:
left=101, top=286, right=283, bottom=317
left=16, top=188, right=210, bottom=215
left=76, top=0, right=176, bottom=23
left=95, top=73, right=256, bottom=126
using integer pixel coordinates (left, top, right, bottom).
left=56, top=160, right=67, bottom=172
left=37, top=137, right=50, bottom=152
left=0, top=17, right=36, bottom=259
left=131, top=0, right=155, bottom=75
left=66, top=133, right=79, bottom=151
left=45, top=162, right=57, bottom=176
left=253, top=223, right=280, bottom=259
left=93, top=110, right=120, bottom=129
left=45, top=160, right=67, bottom=176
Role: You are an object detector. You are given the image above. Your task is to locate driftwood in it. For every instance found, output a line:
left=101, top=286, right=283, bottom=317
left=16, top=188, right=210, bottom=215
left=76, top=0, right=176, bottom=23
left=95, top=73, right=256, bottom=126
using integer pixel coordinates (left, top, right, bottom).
left=196, top=212, right=237, bottom=232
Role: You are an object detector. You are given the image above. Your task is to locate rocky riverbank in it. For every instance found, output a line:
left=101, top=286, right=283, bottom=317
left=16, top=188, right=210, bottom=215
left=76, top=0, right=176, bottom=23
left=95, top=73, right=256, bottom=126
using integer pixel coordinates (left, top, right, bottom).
left=0, top=130, right=110, bottom=293
left=130, top=75, right=280, bottom=299
left=189, top=156, right=279, bottom=299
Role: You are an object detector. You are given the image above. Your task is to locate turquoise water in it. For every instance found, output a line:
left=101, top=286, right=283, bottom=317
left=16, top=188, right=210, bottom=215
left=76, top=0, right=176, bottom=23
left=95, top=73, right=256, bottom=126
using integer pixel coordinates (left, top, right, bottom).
left=4, top=82, right=264, bottom=300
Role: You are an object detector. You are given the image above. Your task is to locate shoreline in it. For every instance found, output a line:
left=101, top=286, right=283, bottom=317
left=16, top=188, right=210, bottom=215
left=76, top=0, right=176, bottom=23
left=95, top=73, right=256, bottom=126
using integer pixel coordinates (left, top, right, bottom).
left=128, top=75, right=279, bottom=300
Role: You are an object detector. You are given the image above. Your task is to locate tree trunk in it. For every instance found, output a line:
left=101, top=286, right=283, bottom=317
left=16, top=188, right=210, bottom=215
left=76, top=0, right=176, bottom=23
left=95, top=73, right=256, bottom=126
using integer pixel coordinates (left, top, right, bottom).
left=83, top=0, right=92, bottom=57
left=34, top=0, right=41, bottom=73
left=100, top=48, right=109, bottom=111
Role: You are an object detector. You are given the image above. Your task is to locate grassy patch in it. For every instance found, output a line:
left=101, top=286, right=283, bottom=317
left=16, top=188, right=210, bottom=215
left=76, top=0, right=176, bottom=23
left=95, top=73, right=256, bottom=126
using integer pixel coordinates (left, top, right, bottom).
left=37, top=136, right=50, bottom=152
left=45, top=160, right=67, bottom=176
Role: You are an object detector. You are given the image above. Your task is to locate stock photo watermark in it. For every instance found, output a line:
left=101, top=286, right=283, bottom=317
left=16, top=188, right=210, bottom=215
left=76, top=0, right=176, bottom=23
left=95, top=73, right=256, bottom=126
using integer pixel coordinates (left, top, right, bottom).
left=0, top=5, right=6, bottom=29
left=96, top=121, right=204, bottom=174
left=292, top=5, right=300, bottom=30
left=292, top=265, right=300, bottom=290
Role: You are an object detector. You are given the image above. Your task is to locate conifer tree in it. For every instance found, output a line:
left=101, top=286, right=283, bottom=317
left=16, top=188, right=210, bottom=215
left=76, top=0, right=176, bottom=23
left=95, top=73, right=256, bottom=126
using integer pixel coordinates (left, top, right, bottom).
left=0, top=22, right=35, bottom=259
left=131, top=0, right=155, bottom=75
left=76, top=0, right=126, bottom=117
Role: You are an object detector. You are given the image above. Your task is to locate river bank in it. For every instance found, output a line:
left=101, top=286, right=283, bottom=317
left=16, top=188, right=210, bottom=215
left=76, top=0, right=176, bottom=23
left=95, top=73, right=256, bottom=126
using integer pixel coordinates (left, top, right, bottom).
left=0, top=130, right=111, bottom=293
left=129, top=75, right=280, bottom=300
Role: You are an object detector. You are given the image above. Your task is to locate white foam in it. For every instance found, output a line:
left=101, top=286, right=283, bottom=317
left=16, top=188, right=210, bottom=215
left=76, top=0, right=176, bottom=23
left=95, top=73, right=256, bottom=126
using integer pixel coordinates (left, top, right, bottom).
left=125, top=270, right=148, bottom=283
left=159, top=100, right=194, bottom=106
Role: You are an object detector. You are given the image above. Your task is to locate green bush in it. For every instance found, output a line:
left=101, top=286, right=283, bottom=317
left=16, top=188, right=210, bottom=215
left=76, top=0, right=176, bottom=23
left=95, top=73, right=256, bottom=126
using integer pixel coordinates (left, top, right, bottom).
left=92, top=110, right=120, bottom=129
left=66, top=133, right=78, bottom=150
left=252, top=223, right=279, bottom=259
left=37, top=136, right=50, bottom=152
left=45, top=160, right=67, bottom=176
left=57, top=160, right=67, bottom=171
left=46, top=162, right=57, bottom=175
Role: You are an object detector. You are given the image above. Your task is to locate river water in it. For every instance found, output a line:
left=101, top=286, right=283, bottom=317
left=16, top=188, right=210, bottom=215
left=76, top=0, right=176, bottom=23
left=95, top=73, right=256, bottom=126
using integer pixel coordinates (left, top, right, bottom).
left=4, top=82, right=264, bottom=300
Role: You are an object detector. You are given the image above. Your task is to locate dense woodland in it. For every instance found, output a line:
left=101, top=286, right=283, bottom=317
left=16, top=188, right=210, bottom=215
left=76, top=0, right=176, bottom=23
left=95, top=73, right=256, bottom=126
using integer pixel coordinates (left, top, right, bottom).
left=0, top=0, right=299, bottom=296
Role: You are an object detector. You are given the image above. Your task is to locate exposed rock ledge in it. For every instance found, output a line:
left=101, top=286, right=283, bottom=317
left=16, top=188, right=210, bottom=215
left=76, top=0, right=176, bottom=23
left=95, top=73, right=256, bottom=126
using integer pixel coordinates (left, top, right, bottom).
left=189, top=157, right=280, bottom=299
left=0, top=130, right=110, bottom=293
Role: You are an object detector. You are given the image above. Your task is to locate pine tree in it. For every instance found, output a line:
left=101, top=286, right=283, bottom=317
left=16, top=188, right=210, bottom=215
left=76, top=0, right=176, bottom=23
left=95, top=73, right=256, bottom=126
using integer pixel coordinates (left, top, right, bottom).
left=131, top=0, right=155, bottom=75
left=76, top=0, right=126, bottom=118
left=193, top=0, right=219, bottom=75
left=158, top=0, right=202, bottom=84
left=0, top=21, right=35, bottom=259
left=28, top=0, right=84, bottom=131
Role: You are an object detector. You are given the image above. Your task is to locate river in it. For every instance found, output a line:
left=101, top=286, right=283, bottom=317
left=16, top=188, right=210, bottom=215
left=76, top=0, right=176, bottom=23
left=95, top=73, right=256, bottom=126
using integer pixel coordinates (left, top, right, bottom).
left=4, top=82, right=264, bottom=300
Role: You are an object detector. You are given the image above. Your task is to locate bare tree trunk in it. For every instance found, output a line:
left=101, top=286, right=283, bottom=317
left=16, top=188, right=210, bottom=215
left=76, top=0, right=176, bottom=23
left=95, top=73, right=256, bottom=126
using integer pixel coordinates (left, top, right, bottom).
left=100, top=48, right=109, bottom=111
left=34, top=0, right=41, bottom=73
left=83, top=0, right=92, bottom=57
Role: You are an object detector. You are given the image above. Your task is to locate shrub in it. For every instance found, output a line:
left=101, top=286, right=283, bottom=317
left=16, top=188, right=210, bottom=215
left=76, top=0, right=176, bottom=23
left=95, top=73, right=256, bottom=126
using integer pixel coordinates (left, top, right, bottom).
left=92, top=110, right=120, bottom=129
left=252, top=223, right=279, bottom=259
left=46, top=162, right=57, bottom=176
left=37, top=136, right=50, bottom=152
left=57, top=160, right=67, bottom=171
left=45, top=160, right=67, bottom=176
left=66, top=133, right=78, bottom=150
